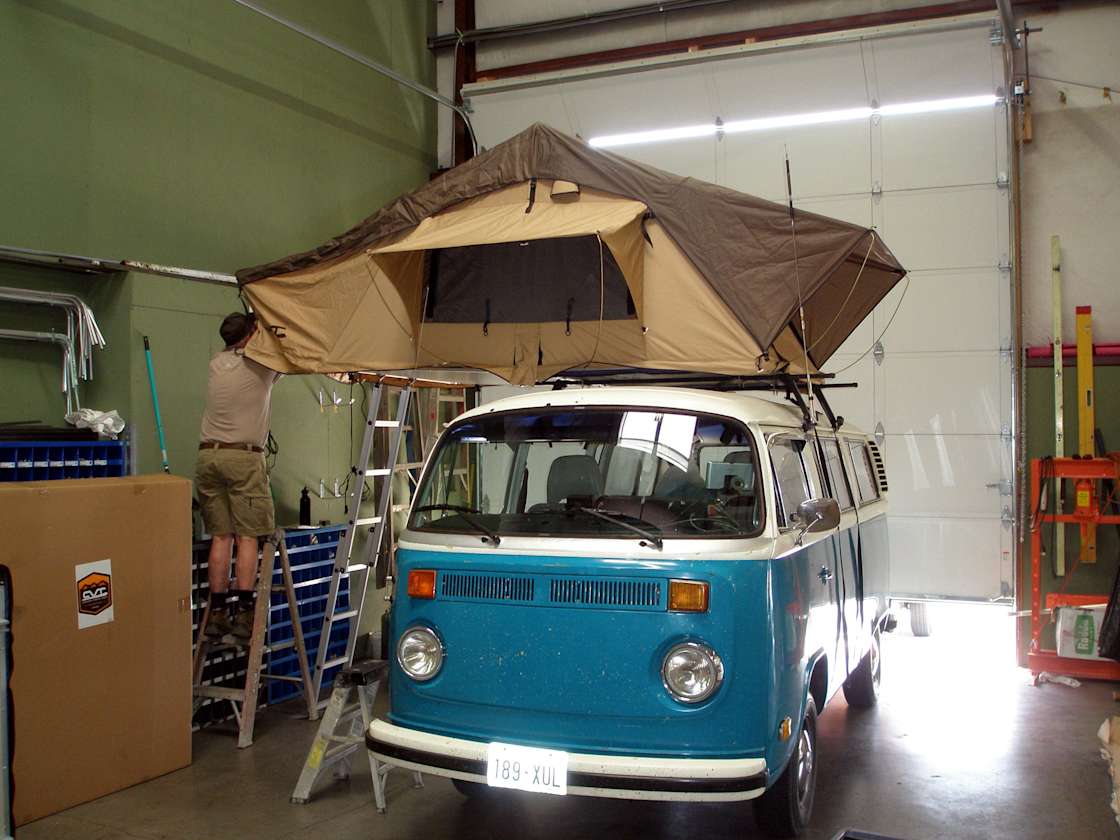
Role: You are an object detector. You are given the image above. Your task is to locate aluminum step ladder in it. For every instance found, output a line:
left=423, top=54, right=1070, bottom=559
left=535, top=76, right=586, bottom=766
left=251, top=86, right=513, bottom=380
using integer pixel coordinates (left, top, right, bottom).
left=289, top=659, right=422, bottom=810
left=192, top=531, right=317, bottom=748
left=310, top=381, right=419, bottom=705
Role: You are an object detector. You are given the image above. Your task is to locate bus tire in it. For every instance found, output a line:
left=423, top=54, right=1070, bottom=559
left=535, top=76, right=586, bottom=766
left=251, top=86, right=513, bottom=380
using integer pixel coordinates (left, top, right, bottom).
left=842, top=628, right=881, bottom=708
left=909, top=602, right=933, bottom=637
left=753, top=696, right=817, bottom=838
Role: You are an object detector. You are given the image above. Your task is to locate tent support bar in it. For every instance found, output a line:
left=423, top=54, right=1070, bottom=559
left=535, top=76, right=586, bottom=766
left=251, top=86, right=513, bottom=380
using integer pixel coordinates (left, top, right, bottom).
left=229, top=0, right=478, bottom=155
left=0, top=245, right=237, bottom=286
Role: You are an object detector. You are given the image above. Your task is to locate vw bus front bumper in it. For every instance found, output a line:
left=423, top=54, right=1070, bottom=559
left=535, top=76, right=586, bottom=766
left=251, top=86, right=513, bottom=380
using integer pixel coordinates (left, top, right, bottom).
left=366, top=719, right=768, bottom=802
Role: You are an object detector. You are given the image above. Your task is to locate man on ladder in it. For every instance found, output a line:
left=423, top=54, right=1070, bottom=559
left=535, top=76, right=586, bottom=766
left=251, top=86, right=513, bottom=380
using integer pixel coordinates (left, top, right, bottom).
left=195, top=312, right=281, bottom=640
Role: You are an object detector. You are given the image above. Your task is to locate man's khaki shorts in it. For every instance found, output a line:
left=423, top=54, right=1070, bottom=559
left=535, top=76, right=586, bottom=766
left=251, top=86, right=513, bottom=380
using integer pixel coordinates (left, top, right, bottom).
left=195, top=448, right=275, bottom=537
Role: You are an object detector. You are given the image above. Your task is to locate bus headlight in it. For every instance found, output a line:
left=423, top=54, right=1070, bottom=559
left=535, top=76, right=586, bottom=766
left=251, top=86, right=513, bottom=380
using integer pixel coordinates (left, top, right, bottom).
left=397, top=626, right=444, bottom=681
left=661, top=641, right=723, bottom=703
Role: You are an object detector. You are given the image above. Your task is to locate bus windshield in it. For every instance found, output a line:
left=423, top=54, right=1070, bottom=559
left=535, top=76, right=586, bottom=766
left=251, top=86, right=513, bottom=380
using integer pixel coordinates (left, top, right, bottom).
left=409, top=407, right=764, bottom=541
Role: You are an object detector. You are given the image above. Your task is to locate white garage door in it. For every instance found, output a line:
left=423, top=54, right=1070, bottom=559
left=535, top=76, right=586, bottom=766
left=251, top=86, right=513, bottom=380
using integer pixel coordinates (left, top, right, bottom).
left=463, top=15, right=1013, bottom=601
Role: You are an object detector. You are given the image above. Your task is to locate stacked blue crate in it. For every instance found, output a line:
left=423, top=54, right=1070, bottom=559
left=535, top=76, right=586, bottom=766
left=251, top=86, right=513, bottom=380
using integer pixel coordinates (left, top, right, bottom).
left=266, top=525, right=350, bottom=704
left=0, top=440, right=127, bottom=481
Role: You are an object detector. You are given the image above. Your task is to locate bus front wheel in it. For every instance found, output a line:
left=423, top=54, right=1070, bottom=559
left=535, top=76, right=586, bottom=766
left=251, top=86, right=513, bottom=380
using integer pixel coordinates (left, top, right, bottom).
left=753, top=696, right=818, bottom=838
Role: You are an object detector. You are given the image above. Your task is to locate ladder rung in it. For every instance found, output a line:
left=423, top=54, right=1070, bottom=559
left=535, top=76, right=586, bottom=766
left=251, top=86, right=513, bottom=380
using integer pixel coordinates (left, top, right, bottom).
left=374, top=420, right=399, bottom=427
left=363, top=469, right=390, bottom=477
left=314, top=743, right=363, bottom=768
left=265, top=639, right=295, bottom=653
left=398, top=461, right=423, bottom=471
left=345, top=563, right=368, bottom=573
left=327, top=609, right=359, bottom=622
left=193, top=685, right=244, bottom=701
left=354, top=515, right=383, bottom=525
left=320, top=656, right=348, bottom=670
left=260, top=673, right=304, bottom=683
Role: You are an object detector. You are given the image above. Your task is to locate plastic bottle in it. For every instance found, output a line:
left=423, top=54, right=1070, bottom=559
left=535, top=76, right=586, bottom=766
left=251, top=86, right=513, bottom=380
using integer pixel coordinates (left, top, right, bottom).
left=299, top=487, right=311, bottom=527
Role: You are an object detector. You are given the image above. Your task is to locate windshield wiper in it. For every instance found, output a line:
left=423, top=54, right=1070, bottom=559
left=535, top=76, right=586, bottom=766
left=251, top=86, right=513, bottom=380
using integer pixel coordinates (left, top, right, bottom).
left=575, top=507, right=663, bottom=550
left=413, top=504, right=501, bottom=546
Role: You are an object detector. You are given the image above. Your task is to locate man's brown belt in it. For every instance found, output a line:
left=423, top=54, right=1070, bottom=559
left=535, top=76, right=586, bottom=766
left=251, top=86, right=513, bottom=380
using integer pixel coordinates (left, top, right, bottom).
left=199, top=441, right=264, bottom=453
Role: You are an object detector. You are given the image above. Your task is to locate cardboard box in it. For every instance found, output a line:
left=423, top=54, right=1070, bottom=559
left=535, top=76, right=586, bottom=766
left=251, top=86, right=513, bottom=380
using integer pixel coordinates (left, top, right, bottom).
left=0, top=475, right=193, bottom=825
left=1056, top=605, right=1108, bottom=660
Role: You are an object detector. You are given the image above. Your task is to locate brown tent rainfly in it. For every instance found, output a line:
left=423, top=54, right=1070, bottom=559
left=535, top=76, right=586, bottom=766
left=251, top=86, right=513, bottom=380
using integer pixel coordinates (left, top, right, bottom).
left=237, top=123, right=906, bottom=385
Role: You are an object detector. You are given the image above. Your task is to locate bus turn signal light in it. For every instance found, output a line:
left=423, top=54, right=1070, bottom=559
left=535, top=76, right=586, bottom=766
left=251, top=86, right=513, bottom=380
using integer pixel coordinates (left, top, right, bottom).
left=408, top=569, right=437, bottom=599
left=669, top=580, right=709, bottom=612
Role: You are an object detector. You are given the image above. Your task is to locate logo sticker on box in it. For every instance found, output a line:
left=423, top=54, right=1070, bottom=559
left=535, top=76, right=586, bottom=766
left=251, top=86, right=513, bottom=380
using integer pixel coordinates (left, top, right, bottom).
left=76, top=560, right=114, bottom=628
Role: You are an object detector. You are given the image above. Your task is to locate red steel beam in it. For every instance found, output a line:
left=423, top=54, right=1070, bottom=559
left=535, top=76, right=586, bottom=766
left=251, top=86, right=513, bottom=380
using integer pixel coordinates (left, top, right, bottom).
left=475, top=1, right=1005, bottom=82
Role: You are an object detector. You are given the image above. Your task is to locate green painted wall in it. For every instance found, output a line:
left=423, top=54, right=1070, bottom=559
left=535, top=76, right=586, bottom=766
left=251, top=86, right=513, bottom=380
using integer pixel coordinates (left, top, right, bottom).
left=0, top=1, right=436, bottom=633
left=1020, top=364, right=1120, bottom=656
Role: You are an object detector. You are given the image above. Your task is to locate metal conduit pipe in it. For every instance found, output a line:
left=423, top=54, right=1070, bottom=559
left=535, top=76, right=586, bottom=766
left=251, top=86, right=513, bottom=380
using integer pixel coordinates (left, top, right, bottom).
left=229, top=0, right=478, bottom=155
left=0, top=287, right=105, bottom=382
left=0, top=328, right=81, bottom=415
left=428, top=0, right=735, bottom=49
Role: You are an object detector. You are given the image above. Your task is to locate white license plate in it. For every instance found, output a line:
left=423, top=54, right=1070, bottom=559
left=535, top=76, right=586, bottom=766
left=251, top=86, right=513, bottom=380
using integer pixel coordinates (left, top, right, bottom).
left=486, top=741, right=568, bottom=795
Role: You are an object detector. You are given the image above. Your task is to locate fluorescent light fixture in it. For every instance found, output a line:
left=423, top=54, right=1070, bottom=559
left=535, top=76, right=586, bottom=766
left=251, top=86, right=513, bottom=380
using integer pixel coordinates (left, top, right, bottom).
left=588, top=93, right=999, bottom=149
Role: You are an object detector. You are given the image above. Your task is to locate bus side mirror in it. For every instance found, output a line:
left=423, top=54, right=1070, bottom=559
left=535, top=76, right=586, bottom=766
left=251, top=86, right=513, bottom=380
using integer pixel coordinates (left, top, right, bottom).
left=793, top=498, right=841, bottom=544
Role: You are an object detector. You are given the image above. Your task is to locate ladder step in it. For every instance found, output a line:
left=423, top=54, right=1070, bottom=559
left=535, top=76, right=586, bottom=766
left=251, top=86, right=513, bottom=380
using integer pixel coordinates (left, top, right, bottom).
left=327, top=610, right=359, bottom=622
left=320, top=656, right=348, bottom=670
left=193, top=685, right=245, bottom=701
left=265, top=639, right=296, bottom=653
left=362, top=469, right=391, bottom=477
left=260, top=673, right=304, bottom=683
left=345, top=563, right=369, bottom=573
left=354, top=515, right=383, bottom=525
left=314, top=742, right=364, bottom=769
left=374, top=420, right=399, bottom=427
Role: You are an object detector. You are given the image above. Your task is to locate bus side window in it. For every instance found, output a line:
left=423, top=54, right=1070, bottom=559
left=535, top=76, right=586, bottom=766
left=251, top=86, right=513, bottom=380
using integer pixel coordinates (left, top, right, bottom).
left=769, top=437, right=811, bottom=528
left=822, top=438, right=854, bottom=510
left=846, top=440, right=879, bottom=504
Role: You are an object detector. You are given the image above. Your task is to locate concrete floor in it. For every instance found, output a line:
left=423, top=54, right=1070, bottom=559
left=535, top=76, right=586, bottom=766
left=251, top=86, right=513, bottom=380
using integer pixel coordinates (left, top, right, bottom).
left=21, top=605, right=1120, bottom=839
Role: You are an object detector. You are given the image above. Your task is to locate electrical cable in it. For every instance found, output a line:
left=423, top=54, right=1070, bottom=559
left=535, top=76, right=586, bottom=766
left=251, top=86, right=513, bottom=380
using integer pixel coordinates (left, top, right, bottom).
left=828, top=273, right=912, bottom=376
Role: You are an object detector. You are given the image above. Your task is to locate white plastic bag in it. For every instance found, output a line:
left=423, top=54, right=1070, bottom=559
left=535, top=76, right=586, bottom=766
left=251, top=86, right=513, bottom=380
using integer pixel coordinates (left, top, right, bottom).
left=65, top=408, right=126, bottom=439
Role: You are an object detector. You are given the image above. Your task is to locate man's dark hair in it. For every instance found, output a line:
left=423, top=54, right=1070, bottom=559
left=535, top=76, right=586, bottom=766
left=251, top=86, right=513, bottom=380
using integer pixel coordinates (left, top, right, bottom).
left=219, top=312, right=256, bottom=347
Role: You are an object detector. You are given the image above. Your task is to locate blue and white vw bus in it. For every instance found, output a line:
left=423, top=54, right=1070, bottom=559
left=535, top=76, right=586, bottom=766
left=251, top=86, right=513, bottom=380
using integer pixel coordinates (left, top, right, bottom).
left=366, top=385, right=890, bottom=837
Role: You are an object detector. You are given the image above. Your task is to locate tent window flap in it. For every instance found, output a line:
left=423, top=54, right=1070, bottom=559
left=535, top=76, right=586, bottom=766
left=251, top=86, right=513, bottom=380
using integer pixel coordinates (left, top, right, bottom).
left=425, top=236, right=635, bottom=325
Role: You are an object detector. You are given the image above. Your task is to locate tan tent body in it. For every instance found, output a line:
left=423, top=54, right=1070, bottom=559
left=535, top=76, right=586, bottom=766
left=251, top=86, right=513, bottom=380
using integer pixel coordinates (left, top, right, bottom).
left=238, top=124, right=905, bottom=384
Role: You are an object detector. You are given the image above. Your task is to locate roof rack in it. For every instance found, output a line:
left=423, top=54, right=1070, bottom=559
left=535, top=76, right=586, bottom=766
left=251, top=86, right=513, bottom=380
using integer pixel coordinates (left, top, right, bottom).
left=543, top=369, right=854, bottom=432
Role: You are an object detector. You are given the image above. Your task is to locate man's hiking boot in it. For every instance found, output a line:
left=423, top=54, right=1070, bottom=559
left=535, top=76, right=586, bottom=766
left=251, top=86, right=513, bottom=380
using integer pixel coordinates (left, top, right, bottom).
left=231, top=608, right=254, bottom=643
left=204, top=609, right=233, bottom=639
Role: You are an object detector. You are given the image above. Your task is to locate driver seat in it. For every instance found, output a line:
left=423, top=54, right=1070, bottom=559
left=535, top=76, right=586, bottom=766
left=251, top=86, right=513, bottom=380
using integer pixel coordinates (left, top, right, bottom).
left=547, top=455, right=604, bottom=505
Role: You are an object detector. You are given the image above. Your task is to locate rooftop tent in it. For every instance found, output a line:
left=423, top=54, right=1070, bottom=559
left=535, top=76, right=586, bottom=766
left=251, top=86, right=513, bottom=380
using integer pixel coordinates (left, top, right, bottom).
left=236, top=123, right=906, bottom=385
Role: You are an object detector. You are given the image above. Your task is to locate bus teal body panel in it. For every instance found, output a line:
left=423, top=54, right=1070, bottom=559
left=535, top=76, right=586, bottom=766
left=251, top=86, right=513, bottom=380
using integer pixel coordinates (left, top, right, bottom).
left=387, top=527, right=872, bottom=777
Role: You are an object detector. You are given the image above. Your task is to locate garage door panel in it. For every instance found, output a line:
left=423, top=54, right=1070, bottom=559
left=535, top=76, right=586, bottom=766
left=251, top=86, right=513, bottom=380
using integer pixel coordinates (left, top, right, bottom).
left=877, top=269, right=1005, bottom=353
left=883, top=352, right=1004, bottom=435
left=881, top=108, right=998, bottom=190
left=871, top=29, right=997, bottom=104
left=719, top=120, right=871, bottom=200
left=888, top=516, right=1002, bottom=600
left=708, top=42, right=869, bottom=118
left=795, top=194, right=874, bottom=228
left=561, top=71, right=716, bottom=137
left=468, top=91, right=571, bottom=147
left=880, top=186, right=1001, bottom=270
left=881, top=433, right=1007, bottom=517
left=625, top=137, right=718, bottom=183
